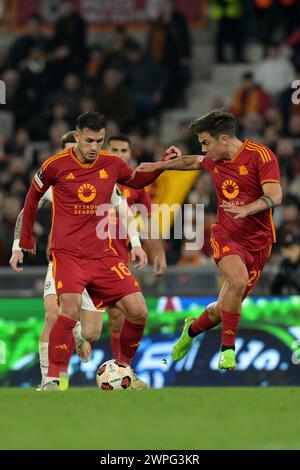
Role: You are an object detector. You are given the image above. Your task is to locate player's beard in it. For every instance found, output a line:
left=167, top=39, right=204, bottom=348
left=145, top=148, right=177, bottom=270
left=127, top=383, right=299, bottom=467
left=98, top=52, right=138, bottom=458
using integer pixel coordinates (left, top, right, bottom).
left=77, top=146, right=97, bottom=163
left=85, top=152, right=97, bottom=162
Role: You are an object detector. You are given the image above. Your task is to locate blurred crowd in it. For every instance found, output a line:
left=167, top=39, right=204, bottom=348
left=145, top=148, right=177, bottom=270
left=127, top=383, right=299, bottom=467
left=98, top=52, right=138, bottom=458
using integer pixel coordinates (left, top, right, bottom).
left=0, top=0, right=191, bottom=265
left=0, top=0, right=299, bottom=294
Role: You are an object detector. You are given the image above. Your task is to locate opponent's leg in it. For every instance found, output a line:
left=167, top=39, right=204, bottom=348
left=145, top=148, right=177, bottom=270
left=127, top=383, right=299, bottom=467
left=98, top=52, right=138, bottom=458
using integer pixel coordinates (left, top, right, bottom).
left=80, top=310, right=103, bottom=341
left=38, top=294, right=59, bottom=388
left=73, top=308, right=104, bottom=361
left=72, top=289, right=104, bottom=362
left=108, top=307, right=124, bottom=358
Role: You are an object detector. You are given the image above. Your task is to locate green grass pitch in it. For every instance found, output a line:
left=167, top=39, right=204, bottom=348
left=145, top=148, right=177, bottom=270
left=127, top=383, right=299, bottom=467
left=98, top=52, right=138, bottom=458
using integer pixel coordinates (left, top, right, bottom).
left=0, top=387, right=299, bottom=450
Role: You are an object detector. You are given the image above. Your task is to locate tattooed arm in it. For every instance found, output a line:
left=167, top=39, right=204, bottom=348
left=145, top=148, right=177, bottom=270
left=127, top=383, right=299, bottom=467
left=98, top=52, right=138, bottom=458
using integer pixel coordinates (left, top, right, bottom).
left=13, top=209, right=24, bottom=243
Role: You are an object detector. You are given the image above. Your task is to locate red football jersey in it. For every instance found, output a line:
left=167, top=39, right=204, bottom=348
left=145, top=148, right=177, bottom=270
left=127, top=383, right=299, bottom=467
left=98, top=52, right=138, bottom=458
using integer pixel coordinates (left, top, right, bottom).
left=110, top=185, right=152, bottom=262
left=30, top=148, right=135, bottom=259
left=200, top=140, right=281, bottom=251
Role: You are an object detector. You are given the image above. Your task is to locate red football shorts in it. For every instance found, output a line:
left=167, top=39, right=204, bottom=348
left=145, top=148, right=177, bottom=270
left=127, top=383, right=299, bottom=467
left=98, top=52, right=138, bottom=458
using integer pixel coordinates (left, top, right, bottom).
left=210, top=236, right=272, bottom=300
left=111, top=238, right=131, bottom=267
left=51, top=252, right=140, bottom=309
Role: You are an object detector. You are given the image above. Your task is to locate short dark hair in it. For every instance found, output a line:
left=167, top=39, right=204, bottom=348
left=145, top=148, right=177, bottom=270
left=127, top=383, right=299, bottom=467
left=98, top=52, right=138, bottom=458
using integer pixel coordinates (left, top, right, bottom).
left=61, top=130, right=76, bottom=149
left=107, top=134, right=131, bottom=147
left=189, top=110, right=237, bottom=138
left=76, top=112, right=106, bottom=132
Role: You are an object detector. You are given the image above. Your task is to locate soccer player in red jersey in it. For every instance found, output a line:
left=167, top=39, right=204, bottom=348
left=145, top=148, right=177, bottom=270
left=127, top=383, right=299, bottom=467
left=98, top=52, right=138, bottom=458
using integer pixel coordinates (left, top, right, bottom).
left=10, top=132, right=95, bottom=390
left=19, top=111, right=163, bottom=390
left=106, top=134, right=167, bottom=358
left=137, top=110, right=282, bottom=370
left=10, top=131, right=147, bottom=390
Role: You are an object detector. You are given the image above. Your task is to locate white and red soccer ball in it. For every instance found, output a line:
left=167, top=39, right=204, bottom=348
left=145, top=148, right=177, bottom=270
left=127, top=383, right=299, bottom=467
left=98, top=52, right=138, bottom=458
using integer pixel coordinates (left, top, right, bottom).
left=96, top=359, right=133, bottom=391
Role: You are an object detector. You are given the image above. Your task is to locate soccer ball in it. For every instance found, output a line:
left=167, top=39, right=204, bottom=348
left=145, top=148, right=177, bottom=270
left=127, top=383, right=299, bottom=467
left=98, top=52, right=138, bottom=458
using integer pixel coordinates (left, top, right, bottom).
left=96, top=359, right=133, bottom=391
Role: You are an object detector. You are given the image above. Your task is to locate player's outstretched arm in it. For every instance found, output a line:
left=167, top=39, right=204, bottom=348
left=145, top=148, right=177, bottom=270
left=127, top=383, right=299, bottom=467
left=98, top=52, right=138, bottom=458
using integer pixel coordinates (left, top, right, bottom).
left=123, top=166, right=163, bottom=189
left=117, top=146, right=190, bottom=188
left=221, top=182, right=282, bottom=219
left=136, top=155, right=204, bottom=173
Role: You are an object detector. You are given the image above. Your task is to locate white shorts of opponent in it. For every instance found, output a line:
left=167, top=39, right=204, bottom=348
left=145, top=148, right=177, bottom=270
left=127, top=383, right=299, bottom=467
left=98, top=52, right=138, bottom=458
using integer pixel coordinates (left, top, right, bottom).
left=44, top=261, right=102, bottom=313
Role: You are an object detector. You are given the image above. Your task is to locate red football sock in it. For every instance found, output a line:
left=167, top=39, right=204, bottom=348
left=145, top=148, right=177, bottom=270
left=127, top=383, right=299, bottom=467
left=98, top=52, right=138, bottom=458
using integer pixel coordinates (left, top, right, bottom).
left=189, top=310, right=218, bottom=337
left=221, top=311, right=241, bottom=349
left=118, top=319, right=145, bottom=365
left=48, top=315, right=77, bottom=378
left=111, top=330, right=121, bottom=359
left=60, top=337, right=75, bottom=374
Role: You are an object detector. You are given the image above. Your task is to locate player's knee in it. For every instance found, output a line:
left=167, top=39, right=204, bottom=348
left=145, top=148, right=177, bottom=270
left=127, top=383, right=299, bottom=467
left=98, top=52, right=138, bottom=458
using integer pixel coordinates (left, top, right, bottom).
left=128, top=305, right=148, bottom=324
left=82, top=326, right=100, bottom=342
left=228, top=274, right=248, bottom=297
left=207, top=301, right=222, bottom=323
left=61, top=303, right=81, bottom=319
left=87, top=333, right=100, bottom=342
left=110, top=316, right=124, bottom=332
left=45, top=306, right=59, bottom=329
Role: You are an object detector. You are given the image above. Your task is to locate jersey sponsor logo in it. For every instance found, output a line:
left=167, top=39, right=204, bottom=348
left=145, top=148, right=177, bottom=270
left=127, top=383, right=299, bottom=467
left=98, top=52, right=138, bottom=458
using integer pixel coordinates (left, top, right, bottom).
left=77, top=183, right=97, bottom=203
left=223, top=200, right=245, bottom=206
left=66, top=172, right=75, bottom=180
left=34, top=169, right=44, bottom=188
left=239, top=165, right=248, bottom=175
left=74, top=204, right=97, bottom=215
left=222, top=179, right=240, bottom=199
left=57, top=280, right=63, bottom=289
left=99, top=169, right=108, bottom=179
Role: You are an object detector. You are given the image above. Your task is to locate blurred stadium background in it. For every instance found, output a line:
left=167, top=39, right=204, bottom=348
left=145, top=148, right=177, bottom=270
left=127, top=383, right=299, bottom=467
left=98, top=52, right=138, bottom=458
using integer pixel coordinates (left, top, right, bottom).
left=0, top=0, right=300, bottom=390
